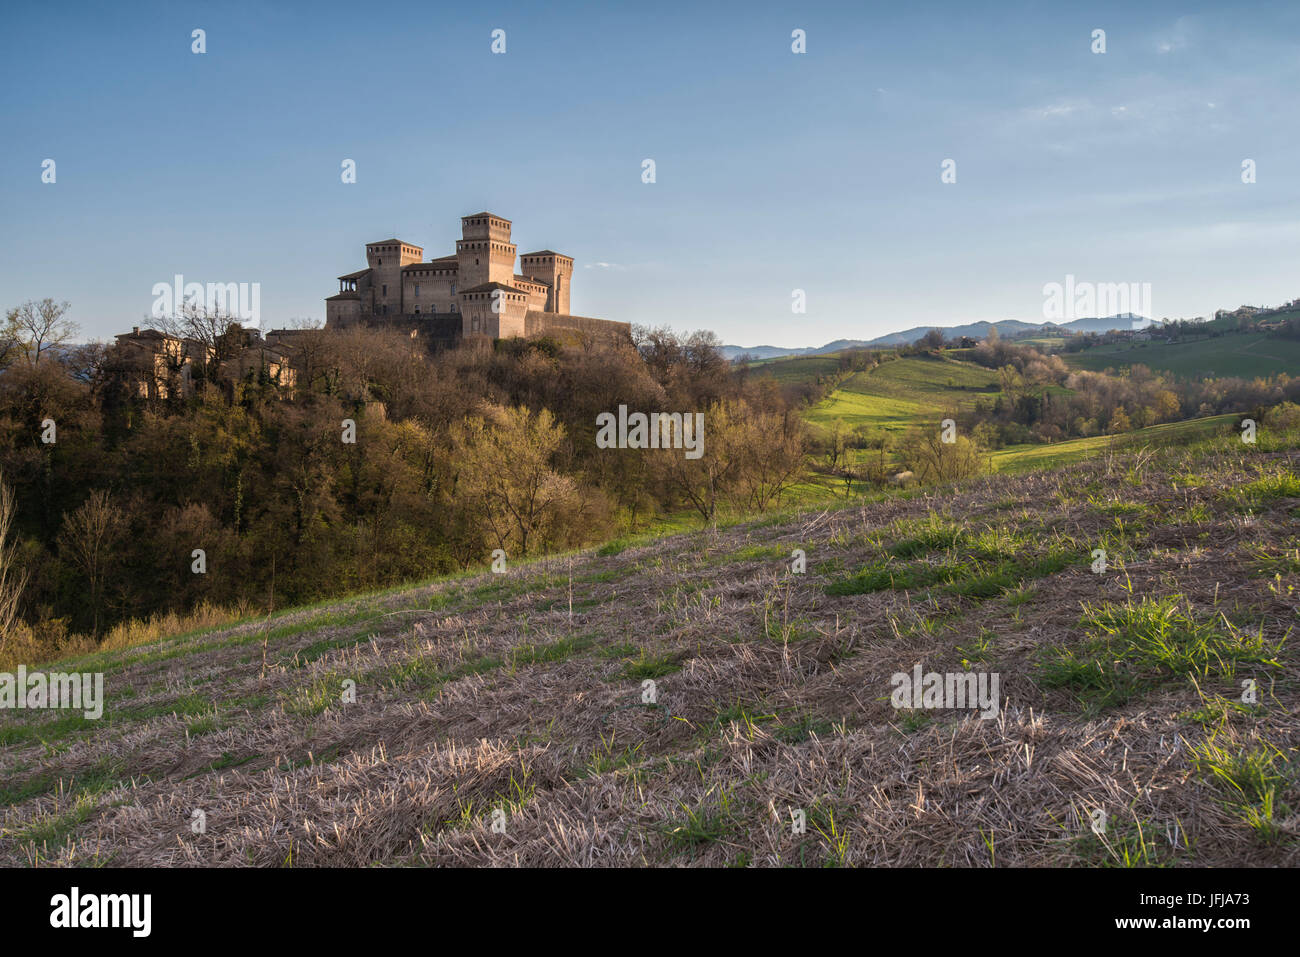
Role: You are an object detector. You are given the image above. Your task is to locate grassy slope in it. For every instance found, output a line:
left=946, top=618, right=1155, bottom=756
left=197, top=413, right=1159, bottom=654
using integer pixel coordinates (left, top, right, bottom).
left=1065, top=331, right=1300, bottom=379
left=767, top=349, right=1241, bottom=494
left=992, top=414, right=1237, bottom=473
left=746, top=352, right=845, bottom=383
left=778, top=345, right=1271, bottom=480
left=805, top=354, right=1000, bottom=438
left=2, top=433, right=1296, bottom=867
left=776, top=353, right=999, bottom=498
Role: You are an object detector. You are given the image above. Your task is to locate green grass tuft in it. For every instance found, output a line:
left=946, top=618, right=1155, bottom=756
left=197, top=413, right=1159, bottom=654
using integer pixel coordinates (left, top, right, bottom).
left=1037, top=596, right=1283, bottom=710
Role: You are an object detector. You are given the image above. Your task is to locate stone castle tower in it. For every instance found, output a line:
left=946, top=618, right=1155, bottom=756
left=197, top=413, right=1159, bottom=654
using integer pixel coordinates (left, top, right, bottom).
left=326, top=212, right=615, bottom=345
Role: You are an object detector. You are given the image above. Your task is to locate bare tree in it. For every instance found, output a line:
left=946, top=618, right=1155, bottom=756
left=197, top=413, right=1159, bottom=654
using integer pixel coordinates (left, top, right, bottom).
left=0, top=472, right=29, bottom=647
left=856, top=428, right=893, bottom=484
left=899, top=426, right=986, bottom=484
left=729, top=405, right=808, bottom=511
left=264, top=319, right=331, bottom=396
left=822, top=419, right=848, bottom=472
left=63, top=341, right=111, bottom=384
left=0, top=329, right=19, bottom=370
left=157, top=301, right=243, bottom=384
left=652, top=401, right=745, bottom=523
left=57, top=490, right=124, bottom=637
left=4, top=298, right=77, bottom=366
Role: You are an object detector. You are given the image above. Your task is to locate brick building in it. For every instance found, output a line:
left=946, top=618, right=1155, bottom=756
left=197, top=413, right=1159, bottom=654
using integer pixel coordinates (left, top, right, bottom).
left=324, top=212, right=629, bottom=346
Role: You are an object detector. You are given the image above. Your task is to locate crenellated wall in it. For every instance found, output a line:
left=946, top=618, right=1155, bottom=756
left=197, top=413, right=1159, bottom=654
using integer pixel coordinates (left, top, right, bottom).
left=326, top=213, right=624, bottom=347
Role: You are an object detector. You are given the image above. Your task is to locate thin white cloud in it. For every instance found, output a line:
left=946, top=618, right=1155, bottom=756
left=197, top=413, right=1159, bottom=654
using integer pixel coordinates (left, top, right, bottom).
left=1025, top=101, right=1086, bottom=119
left=1155, top=16, right=1195, bottom=54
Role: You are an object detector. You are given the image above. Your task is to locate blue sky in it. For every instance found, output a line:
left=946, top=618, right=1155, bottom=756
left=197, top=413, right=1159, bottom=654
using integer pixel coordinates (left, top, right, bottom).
left=1, top=0, right=1298, bottom=347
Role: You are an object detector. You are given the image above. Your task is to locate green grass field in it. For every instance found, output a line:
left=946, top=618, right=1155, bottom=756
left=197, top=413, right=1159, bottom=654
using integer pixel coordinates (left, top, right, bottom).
left=804, top=354, right=1000, bottom=438
left=1064, top=331, right=1300, bottom=380
left=990, top=414, right=1237, bottom=474
left=757, top=340, right=1267, bottom=500
left=788, top=347, right=1245, bottom=491
left=746, top=352, right=845, bottom=384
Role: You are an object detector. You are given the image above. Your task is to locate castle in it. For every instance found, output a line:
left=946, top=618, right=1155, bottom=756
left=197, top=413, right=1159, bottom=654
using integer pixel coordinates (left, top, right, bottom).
left=106, top=212, right=626, bottom=402
left=325, top=212, right=630, bottom=346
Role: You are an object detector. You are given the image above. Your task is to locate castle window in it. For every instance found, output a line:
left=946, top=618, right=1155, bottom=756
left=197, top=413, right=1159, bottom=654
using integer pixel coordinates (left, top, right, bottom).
left=382, top=284, right=387, bottom=295
left=415, top=284, right=420, bottom=296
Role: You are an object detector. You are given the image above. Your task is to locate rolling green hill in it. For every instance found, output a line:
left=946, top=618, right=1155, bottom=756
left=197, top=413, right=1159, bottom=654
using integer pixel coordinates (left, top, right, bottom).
left=747, top=352, right=846, bottom=383
left=785, top=347, right=1256, bottom=488
left=991, top=414, right=1237, bottom=473
left=804, top=354, right=1000, bottom=437
left=1065, top=331, right=1300, bottom=379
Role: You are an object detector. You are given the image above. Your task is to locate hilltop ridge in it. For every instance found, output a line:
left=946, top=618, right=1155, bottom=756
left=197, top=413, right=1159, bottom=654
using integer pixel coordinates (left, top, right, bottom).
left=722, top=315, right=1155, bottom=360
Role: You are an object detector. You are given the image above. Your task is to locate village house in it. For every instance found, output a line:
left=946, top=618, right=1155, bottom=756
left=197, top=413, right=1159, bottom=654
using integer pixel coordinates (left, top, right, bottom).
left=113, top=326, right=296, bottom=399
left=112, top=327, right=205, bottom=400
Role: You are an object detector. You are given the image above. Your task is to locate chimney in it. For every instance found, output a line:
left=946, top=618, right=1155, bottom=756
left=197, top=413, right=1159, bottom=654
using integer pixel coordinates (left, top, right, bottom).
left=133, top=326, right=140, bottom=335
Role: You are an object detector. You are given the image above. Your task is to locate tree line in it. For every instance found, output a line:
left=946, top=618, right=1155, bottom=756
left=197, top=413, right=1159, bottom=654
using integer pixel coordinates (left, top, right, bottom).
left=0, top=302, right=807, bottom=657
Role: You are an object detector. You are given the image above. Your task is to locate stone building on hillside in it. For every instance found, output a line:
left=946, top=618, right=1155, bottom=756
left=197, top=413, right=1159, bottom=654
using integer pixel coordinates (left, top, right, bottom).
left=112, top=327, right=205, bottom=400
left=325, top=212, right=630, bottom=347
left=113, top=326, right=296, bottom=399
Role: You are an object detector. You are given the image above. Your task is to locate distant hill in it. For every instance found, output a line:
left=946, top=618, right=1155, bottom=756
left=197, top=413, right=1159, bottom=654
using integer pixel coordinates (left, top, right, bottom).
left=1064, top=329, right=1300, bottom=380
left=721, top=315, right=1154, bottom=360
